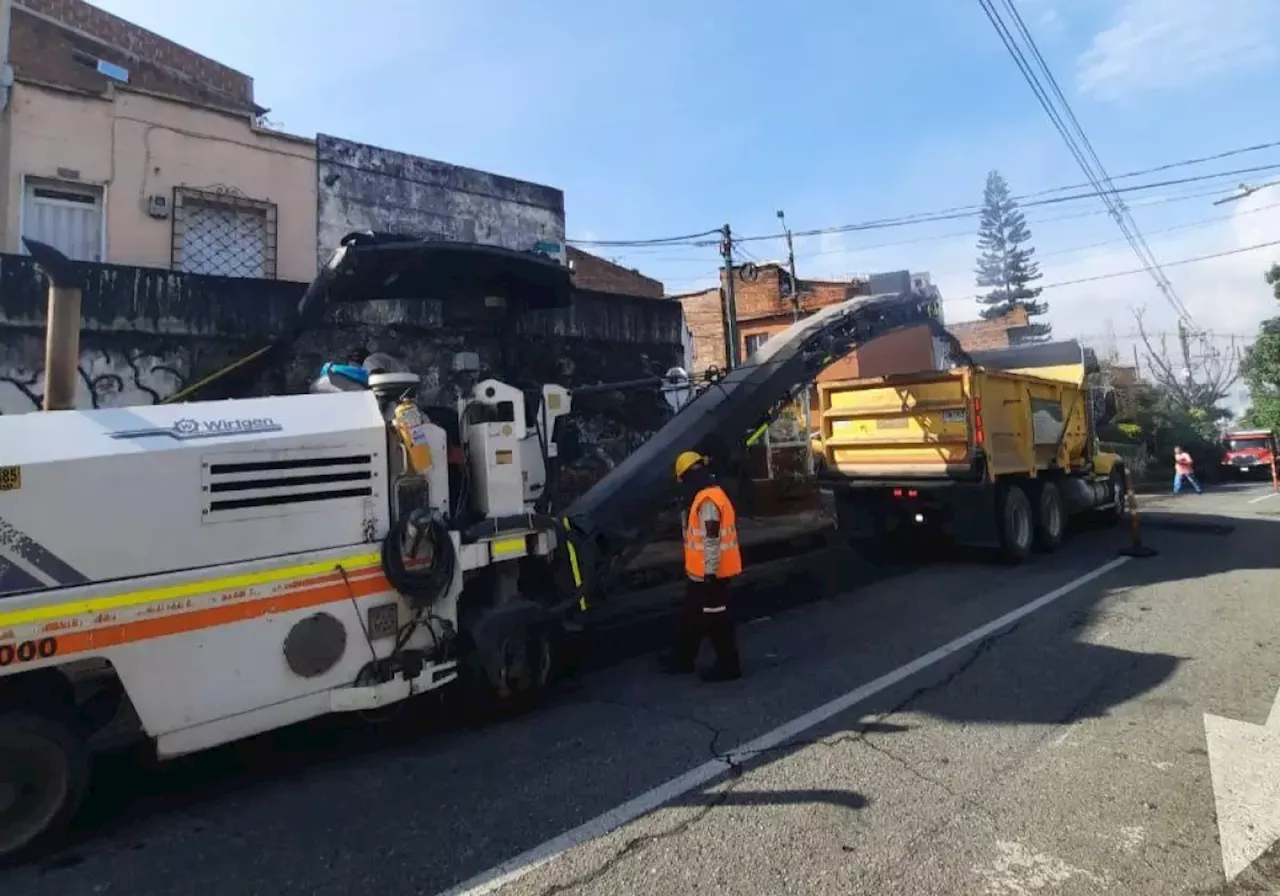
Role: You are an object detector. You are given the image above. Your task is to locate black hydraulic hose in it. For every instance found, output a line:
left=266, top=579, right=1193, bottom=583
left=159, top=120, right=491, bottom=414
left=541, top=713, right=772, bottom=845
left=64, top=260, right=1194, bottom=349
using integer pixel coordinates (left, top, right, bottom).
left=381, top=510, right=458, bottom=611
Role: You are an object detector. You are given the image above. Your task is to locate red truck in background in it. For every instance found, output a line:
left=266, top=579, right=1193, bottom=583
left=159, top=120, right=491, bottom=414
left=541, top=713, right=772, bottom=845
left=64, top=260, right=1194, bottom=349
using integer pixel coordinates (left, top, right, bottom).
left=1221, top=429, right=1278, bottom=479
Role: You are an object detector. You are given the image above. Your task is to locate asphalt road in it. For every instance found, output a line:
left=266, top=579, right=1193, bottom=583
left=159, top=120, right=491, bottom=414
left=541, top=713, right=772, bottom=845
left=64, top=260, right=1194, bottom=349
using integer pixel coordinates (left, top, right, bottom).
left=7, top=482, right=1280, bottom=896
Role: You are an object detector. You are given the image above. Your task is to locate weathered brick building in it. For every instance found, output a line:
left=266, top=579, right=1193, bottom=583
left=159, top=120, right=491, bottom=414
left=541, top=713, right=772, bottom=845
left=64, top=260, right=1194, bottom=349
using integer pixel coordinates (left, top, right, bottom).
left=11, top=0, right=260, bottom=113
left=567, top=245, right=665, bottom=298
left=677, top=263, right=1036, bottom=378
left=673, top=263, right=944, bottom=381
left=947, top=305, right=1032, bottom=352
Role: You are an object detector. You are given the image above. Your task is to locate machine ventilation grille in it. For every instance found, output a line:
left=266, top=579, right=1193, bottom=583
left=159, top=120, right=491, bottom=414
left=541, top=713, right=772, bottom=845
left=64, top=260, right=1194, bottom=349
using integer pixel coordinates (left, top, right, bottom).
left=202, top=451, right=376, bottom=521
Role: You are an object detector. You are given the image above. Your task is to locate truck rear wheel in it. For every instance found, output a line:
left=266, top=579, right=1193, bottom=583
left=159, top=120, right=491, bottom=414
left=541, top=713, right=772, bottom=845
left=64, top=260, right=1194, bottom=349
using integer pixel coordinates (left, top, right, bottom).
left=0, top=710, right=89, bottom=864
left=1034, top=481, right=1065, bottom=553
left=997, top=483, right=1034, bottom=564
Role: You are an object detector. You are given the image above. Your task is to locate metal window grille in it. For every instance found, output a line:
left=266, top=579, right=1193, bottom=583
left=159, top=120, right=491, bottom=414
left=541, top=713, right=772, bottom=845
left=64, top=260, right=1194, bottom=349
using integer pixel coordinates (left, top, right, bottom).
left=171, top=185, right=278, bottom=279
left=744, top=332, right=770, bottom=358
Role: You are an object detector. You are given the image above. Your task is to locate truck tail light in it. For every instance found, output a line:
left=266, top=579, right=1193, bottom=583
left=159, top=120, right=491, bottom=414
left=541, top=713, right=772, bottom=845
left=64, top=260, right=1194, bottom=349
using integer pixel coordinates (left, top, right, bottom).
left=972, top=397, right=985, bottom=447
left=893, top=488, right=903, bottom=498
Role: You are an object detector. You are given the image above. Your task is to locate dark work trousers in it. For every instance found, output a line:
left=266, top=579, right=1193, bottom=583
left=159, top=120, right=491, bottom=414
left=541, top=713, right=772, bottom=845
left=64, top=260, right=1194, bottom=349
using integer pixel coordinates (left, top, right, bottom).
left=670, top=577, right=741, bottom=673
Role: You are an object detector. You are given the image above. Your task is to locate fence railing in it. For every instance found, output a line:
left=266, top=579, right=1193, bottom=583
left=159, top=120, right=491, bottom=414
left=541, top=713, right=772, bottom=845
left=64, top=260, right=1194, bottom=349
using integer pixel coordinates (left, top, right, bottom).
left=1099, top=440, right=1150, bottom=478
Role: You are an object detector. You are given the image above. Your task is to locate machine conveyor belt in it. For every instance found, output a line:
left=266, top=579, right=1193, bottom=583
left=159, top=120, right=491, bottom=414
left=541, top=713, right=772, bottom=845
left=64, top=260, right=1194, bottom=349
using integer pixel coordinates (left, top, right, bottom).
left=557, top=288, right=952, bottom=603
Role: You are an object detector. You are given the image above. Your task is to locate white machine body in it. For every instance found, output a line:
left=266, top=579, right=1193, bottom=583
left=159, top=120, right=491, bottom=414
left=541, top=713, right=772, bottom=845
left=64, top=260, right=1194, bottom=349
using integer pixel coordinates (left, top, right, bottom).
left=460, top=379, right=528, bottom=518
left=0, top=377, right=565, bottom=761
left=521, top=384, right=572, bottom=507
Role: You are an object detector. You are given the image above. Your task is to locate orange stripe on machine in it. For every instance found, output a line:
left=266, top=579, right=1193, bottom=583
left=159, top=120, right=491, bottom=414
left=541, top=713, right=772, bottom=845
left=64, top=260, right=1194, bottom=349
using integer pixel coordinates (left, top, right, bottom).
left=0, top=566, right=391, bottom=664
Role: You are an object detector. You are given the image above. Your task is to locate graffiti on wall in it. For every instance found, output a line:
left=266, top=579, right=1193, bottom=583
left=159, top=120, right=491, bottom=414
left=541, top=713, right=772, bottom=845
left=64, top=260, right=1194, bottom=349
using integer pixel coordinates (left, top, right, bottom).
left=0, top=348, right=188, bottom=414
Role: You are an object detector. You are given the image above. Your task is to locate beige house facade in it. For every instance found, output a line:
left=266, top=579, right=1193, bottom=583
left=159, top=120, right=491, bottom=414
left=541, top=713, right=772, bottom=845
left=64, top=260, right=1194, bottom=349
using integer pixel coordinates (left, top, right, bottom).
left=1, top=0, right=318, bottom=281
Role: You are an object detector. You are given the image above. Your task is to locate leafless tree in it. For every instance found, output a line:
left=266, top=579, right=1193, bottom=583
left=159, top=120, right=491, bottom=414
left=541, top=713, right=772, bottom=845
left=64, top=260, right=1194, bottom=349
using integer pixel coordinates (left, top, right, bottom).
left=1132, top=307, right=1240, bottom=416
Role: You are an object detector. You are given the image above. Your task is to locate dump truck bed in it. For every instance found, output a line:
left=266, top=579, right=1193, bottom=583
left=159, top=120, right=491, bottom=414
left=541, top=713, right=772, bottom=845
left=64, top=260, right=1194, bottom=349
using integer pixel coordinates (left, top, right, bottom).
left=817, top=359, right=1092, bottom=481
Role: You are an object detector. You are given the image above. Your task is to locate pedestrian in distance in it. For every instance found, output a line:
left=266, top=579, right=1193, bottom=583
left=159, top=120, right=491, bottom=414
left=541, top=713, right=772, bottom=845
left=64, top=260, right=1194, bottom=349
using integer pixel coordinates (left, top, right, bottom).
left=659, top=451, right=744, bottom=682
left=1173, top=444, right=1203, bottom=495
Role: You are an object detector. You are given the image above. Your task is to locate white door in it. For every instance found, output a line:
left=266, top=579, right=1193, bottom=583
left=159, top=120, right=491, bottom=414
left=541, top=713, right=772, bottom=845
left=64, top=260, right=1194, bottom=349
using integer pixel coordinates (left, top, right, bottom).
left=22, top=179, right=104, bottom=262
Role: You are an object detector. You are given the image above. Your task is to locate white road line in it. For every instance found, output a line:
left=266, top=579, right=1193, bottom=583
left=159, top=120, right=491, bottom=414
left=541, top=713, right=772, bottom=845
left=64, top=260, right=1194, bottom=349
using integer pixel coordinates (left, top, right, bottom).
left=436, top=555, right=1132, bottom=896
left=1247, top=491, right=1279, bottom=505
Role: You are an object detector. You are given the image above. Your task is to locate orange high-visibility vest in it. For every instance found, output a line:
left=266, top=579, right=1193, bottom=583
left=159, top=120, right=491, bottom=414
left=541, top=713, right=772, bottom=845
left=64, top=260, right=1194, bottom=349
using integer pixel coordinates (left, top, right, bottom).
left=683, top=485, right=743, bottom=580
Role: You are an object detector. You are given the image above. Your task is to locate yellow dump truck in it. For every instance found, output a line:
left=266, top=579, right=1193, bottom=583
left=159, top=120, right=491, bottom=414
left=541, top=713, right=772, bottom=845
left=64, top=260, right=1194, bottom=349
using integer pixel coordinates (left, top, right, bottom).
left=815, top=340, right=1125, bottom=562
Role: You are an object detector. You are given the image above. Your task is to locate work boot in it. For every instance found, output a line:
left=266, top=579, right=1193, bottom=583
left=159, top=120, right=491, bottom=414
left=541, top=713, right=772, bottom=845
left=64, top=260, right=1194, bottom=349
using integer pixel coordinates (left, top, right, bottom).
left=699, top=664, right=742, bottom=683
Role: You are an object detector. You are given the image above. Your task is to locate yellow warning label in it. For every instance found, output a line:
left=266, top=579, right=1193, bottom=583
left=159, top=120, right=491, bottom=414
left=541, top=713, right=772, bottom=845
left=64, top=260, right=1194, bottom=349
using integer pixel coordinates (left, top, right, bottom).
left=0, top=466, right=21, bottom=491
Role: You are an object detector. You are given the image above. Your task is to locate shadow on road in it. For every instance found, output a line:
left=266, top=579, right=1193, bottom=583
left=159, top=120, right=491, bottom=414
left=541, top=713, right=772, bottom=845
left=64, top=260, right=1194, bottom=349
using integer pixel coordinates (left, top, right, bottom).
left=13, top=503, right=1279, bottom=894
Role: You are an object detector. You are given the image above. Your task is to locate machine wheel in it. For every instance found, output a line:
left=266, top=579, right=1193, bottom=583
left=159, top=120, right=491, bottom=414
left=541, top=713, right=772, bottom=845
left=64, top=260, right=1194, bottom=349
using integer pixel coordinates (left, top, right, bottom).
left=492, top=625, right=554, bottom=702
left=996, top=483, right=1034, bottom=564
left=1096, top=467, right=1128, bottom=527
left=1034, top=481, right=1065, bottom=553
left=0, top=709, right=89, bottom=864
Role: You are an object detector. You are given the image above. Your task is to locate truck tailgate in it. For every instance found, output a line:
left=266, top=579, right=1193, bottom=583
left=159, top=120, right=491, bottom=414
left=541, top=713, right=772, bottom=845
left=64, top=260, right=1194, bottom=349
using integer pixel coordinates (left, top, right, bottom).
left=819, top=371, right=974, bottom=478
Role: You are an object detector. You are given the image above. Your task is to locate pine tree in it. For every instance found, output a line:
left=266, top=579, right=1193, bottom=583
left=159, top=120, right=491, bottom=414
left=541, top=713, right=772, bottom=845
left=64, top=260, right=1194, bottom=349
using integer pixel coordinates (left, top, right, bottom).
left=974, top=170, right=1050, bottom=342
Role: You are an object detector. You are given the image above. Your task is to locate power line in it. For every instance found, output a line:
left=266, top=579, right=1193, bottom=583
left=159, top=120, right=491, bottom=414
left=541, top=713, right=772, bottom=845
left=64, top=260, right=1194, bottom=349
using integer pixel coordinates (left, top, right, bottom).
left=625, top=183, right=1249, bottom=265
left=1034, top=201, right=1280, bottom=260
left=664, top=236, right=1280, bottom=299
left=1026, top=140, right=1280, bottom=200
left=801, top=191, right=1278, bottom=264
left=567, top=227, right=722, bottom=249
left=659, top=198, right=1280, bottom=289
left=977, top=0, right=1194, bottom=325
left=998, top=0, right=1194, bottom=324
left=564, top=144, right=1280, bottom=249
left=822, top=200, right=1280, bottom=287
left=1031, top=238, right=1280, bottom=292
left=731, top=163, right=1280, bottom=244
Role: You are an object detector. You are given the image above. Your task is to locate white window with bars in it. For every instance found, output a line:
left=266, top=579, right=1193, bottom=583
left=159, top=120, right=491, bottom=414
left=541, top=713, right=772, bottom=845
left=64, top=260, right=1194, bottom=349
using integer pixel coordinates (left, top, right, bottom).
left=171, top=186, right=278, bottom=279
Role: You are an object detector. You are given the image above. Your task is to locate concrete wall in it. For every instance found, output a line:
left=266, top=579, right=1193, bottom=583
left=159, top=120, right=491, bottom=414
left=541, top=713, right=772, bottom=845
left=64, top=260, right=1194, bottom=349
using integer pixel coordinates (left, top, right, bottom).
left=315, top=135, right=565, bottom=267
left=0, top=254, right=684, bottom=501
left=5, top=81, right=317, bottom=280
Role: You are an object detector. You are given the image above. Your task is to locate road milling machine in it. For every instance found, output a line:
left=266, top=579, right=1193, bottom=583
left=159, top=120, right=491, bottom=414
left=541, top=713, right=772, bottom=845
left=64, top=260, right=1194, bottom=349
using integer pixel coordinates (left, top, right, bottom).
left=0, top=233, right=945, bottom=860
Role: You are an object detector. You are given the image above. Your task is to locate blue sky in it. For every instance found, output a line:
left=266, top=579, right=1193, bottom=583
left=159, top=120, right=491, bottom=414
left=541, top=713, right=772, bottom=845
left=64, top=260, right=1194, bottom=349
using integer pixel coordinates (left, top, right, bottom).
left=94, top=0, right=1280, bottom=404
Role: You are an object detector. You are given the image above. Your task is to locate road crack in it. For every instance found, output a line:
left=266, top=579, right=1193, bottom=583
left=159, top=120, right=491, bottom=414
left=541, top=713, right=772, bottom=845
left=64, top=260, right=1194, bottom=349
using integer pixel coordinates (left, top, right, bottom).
left=534, top=696, right=745, bottom=896
left=540, top=621, right=1032, bottom=894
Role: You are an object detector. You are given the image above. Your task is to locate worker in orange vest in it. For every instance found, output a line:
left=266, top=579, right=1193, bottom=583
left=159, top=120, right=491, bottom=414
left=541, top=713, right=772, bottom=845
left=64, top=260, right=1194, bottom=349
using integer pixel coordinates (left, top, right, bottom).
left=659, top=450, right=743, bottom=682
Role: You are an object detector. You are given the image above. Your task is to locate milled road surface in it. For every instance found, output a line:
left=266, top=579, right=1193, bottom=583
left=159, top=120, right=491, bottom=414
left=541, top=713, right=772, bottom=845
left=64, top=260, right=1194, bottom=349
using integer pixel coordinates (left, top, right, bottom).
left=7, top=482, right=1280, bottom=896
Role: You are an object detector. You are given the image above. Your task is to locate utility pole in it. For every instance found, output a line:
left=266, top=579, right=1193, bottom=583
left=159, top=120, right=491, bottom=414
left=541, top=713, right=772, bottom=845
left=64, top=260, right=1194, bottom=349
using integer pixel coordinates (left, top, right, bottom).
left=1177, top=319, right=1194, bottom=388
left=720, top=224, right=740, bottom=368
left=777, top=210, right=813, bottom=474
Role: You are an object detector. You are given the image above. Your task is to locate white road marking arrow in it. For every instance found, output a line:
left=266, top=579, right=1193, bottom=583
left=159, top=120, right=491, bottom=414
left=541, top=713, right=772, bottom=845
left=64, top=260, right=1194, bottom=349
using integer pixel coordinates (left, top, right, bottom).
left=1204, top=688, right=1280, bottom=881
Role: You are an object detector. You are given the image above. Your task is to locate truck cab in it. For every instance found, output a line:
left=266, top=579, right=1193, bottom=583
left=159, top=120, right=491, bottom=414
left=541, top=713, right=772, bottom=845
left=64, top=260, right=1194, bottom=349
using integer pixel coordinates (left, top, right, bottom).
left=1221, top=429, right=1277, bottom=479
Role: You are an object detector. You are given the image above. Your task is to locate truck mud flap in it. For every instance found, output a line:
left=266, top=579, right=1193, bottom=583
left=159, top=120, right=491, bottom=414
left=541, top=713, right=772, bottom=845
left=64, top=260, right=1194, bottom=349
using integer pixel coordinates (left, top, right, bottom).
left=832, top=483, right=1001, bottom=549
left=949, top=487, right=1001, bottom=548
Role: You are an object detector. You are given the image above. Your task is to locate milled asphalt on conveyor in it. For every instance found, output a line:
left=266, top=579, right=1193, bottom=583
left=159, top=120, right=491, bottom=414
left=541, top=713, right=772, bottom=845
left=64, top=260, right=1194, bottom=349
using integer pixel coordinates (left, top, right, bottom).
left=8, top=485, right=1279, bottom=896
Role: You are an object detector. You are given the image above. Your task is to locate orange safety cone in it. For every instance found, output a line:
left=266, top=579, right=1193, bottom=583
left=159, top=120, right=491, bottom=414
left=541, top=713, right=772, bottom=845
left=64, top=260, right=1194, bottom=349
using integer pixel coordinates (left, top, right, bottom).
left=1119, top=467, right=1159, bottom=558
left=1271, top=457, right=1278, bottom=493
